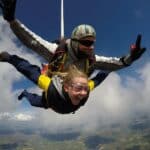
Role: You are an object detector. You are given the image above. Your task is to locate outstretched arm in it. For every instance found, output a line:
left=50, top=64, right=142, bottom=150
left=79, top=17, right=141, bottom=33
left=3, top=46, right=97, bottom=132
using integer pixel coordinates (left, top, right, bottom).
left=94, top=35, right=146, bottom=71
left=0, top=0, right=58, bottom=62
left=10, top=20, right=58, bottom=62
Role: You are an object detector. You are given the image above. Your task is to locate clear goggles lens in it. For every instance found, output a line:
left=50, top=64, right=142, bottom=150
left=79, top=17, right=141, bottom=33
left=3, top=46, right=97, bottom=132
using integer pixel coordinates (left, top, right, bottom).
left=71, top=83, right=89, bottom=92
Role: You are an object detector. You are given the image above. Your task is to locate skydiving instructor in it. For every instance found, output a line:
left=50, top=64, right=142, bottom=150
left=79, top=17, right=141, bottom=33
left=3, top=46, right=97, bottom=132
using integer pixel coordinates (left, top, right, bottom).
left=0, top=0, right=146, bottom=79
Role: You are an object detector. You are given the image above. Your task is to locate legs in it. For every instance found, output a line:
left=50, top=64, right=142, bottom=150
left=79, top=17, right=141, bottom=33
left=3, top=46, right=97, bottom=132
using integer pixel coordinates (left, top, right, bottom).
left=0, top=51, right=10, bottom=61
left=0, top=52, right=41, bottom=84
left=0, top=52, right=48, bottom=109
left=0, top=0, right=16, bottom=21
left=18, top=90, right=48, bottom=108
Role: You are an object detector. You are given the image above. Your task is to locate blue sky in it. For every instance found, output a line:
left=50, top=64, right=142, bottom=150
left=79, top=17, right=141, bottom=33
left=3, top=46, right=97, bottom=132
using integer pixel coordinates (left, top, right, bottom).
left=0, top=0, right=150, bottom=132
left=15, top=0, right=150, bottom=56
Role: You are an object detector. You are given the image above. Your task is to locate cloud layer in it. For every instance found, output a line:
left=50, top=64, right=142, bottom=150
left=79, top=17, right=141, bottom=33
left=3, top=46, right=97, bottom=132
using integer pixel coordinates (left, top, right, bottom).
left=0, top=17, right=149, bottom=133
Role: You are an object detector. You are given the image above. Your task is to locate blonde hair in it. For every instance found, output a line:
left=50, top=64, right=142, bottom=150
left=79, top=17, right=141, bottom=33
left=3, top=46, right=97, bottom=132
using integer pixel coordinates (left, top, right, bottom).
left=62, top=65, right=88, bottom=85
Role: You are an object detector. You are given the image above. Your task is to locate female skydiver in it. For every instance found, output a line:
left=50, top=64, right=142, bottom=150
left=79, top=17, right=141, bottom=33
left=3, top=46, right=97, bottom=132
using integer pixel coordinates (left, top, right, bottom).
left=0, top=51, right=109, bottom=114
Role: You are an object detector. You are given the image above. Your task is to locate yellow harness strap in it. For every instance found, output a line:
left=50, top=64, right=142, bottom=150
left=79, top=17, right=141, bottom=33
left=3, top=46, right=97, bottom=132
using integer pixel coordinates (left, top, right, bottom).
left=38, top=75, right=52, bottom=107
left=88, top=80, right=95, bottom=91
left=38, top=75, right=52, bottom=92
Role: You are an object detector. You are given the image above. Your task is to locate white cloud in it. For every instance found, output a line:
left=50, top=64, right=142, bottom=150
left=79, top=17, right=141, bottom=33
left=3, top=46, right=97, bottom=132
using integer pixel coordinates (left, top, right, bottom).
left=0, top=112, right=34, bottom=121
left=0, top=112, right=11, bottom=120
left=30, top=63, right=150, bottom=133
left=0, top=16, right=150, bottom=133
left=0, top=17, right=42, bottom=112
left=12, top=113, right=34, bottom=121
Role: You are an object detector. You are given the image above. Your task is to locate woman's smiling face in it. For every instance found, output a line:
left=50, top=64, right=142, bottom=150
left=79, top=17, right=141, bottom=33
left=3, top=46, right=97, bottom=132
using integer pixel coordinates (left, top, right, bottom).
left=64, top=76, right=89, bottom=105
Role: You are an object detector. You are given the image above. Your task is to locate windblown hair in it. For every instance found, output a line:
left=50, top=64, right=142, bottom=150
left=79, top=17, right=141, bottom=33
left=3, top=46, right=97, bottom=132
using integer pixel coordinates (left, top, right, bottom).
left=62, top=65, right=88, bottom=85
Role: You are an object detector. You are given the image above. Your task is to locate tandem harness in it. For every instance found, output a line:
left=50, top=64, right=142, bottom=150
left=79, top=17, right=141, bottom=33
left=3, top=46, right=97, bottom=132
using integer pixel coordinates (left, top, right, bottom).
left=42, top=39, right=96, bottom=77
left=45, top=39, right=68, bottom=76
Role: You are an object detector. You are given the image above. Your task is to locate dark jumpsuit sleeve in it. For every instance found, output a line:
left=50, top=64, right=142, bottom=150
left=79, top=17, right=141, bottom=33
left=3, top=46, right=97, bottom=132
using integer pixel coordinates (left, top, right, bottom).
left=10, top=20, right=58, bottom=62
left=88, top=70, right=109, bottom=91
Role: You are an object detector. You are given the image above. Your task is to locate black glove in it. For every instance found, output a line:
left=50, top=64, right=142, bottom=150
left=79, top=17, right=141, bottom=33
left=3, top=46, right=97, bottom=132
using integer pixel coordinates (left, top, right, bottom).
left=0, top=0, right=17, bottom=21
left=130, top=34, right=146, bottom=61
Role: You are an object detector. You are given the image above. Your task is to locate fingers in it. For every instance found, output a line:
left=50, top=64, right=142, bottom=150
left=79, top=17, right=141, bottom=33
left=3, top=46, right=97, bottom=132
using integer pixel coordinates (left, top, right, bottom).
left=135, top=34, right=142, bottom=48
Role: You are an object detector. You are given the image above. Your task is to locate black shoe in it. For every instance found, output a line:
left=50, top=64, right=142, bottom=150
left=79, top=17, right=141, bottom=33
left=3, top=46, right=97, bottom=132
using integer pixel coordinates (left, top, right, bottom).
left=18, top=90, right=27, bottom=100
left=0, top=0, right=16, bottom=21
left=0, top=51, right=10, bottom=61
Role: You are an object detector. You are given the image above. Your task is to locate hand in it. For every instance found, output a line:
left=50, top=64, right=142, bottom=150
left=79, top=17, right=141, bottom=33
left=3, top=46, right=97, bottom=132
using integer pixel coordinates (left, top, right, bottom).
left=130, top=34, right=146, bottom=61
left=0, top=0, right=17, bottom=21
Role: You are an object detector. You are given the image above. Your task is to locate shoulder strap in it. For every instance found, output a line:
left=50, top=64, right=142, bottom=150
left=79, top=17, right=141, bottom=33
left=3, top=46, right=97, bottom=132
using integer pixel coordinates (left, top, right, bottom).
left=47, top=39, right=68, bottom=76
left=50, top=38, right=67, bottom=62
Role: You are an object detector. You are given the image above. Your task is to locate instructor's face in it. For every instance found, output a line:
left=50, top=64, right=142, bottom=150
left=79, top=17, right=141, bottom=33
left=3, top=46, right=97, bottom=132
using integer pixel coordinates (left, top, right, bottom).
left=78, top=36, right=95, bottom=56
left=64, top=77, right=89, bottom=105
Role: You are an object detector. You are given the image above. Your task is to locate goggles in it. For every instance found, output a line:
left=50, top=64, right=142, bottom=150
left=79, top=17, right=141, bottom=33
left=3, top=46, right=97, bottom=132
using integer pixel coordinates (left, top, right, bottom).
left=79, top=40, right=95, bottom=47
left=71, top=83, right=89, bottom=93
left=72, top=39, right=95, bottom=47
